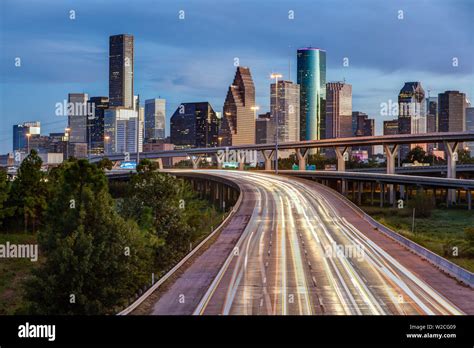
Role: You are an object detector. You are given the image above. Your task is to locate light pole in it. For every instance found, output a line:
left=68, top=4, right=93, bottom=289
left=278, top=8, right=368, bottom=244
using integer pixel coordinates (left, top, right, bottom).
left=104, top=135, right=110, bottom=155
left=271, top=73, right=282, bottom=174
left=26, top=133, right=31, bottom=154
left=65, top=127, right=71, bottom=160
left=250, top=105, right=260, bottom=119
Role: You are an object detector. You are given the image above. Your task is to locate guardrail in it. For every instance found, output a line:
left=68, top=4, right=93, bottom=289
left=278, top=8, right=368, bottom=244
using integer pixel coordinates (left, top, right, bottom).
left=117, top=174, right=243, bottom=315
left=318, top=182, right=474, bottom=288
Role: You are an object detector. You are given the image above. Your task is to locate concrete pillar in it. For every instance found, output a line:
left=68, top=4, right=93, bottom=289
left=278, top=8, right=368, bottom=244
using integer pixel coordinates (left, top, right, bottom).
left=334, top=146, right=349, bottom=172
left=370, top=182, right=374, bottom=206
left=237, top=151, right=245, bottom=170
left=261, top=150, right=274, bottom=171
left=383, top=144, right=398, bottom=205
left=400, top=185, right=405, bottom=199
left=157, top=158, right=163, bottom=170
left=379, top=183, right=384, bottom=207
left=468, top=190, right=472, bottom=210
left=358, top=181, right=363, bottom=206
left=444, top=141, right=458, bottom=205
left=192, top=155, right=201, bottom=170
left=341, top=179, right=348, bottom=196
left=296, top=148, right=309, bottom=170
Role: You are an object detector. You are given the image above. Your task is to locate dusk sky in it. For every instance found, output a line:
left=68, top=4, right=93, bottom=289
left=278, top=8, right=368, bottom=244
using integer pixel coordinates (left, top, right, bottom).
left=1, top=0, right=473, bottom=153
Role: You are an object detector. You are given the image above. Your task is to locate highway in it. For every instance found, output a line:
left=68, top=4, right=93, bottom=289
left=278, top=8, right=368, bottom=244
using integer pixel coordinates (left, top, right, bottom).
left=186, top=171, right=472, bottom=315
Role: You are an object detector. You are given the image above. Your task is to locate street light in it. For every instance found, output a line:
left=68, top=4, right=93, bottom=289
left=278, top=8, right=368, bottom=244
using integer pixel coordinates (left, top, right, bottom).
left=104, top=135, right=110, bottom=155
left=26, top=133, right=31, bottom=154
left=218, top=136, right=223, bottom=147
left=250, top=105, right=260, bottom=119
left=270, top=73, right=282, bottom=174
left=65, top=128, right=71, bottom=160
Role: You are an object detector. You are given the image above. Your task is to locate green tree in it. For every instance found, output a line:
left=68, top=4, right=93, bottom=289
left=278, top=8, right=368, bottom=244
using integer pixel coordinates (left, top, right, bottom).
left=457, top=149, right=474, bottom=164
left=7, top=150, right=48, bottom=232
left=0, top=169, right=14, bottom=229
left=96, top=157, right=114, bottom=171
left=404, top=146, right=426, bottom=164
left=24, top=159, right=154, bottom=314
left=121, top=169, right=198, bottom=270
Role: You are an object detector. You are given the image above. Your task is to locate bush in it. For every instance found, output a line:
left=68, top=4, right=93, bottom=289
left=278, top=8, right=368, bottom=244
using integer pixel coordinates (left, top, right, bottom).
left=408, top=189, right=434, bottom=218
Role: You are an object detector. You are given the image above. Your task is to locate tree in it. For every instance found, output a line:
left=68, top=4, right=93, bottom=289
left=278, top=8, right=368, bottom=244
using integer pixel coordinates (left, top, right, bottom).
left=96, top=157, right=114, bottom=171
left=121, top=171, right=197, bottom=270
left=457, top=149, right=474, bottom=164
left=408, top=189, right=434, bottom=218
left=7, top=150, right=48, bottom=232
left=24, top=159, right=154, bottom=314
left=404, top=146, right=426, bottom=164
left=0, top=169, right=14, bottom=229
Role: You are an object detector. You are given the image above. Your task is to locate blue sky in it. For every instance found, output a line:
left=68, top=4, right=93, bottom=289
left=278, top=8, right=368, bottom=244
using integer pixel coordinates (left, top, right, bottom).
left=1, top=0, right=473, bottom=153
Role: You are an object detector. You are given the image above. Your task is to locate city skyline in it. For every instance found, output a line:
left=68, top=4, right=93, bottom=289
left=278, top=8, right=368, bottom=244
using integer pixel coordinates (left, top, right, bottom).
left=1, top=0, right=473, bottom=154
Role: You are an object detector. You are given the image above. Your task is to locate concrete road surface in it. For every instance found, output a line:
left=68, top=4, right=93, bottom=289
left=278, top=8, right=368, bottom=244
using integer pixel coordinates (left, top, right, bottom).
left=151, top=170, right=474, bottom=315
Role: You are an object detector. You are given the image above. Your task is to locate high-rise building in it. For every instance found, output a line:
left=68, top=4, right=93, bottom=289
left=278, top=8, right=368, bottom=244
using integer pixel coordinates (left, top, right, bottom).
left=466, top=107, right=474, bottom=156
left=144, top=98, right=166, bottom=142
left=12, top=121, right=40, bottom=151
left=398, top=82, right=426, bottom=157
left=87, top=96, right=109, bottom=155
left=255, top=112, right=275, bottom=144
left=352, top=111, right=375, bottom=156
left=426, top=97, right=438, bottom=133
left=325, top=82, right=352, bottom=139
left=438, top=90, right=467, bottom=133
left=297, top=47, right=326, bottom=141
left=221, top=67, right=256, bottom=146
left=109, top=34, right=134, bottom=108
left=383, top=119, right=399, bottom=136
left=104, top=108, right=142, bottom=154
left=170, top=102, right=219, bottom=148
left=270, top=80, right=300, bottom=143
left=68, top=93, right=89, bottom=144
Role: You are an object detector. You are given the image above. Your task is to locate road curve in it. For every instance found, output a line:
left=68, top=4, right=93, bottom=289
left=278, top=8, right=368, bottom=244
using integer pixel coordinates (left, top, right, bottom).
left=155, top=170, right=474, bottom=315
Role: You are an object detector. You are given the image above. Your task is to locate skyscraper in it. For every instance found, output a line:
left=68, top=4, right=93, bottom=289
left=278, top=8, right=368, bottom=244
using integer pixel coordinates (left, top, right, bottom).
left=221, top=67, right=256, bottom=145
left=325, top=82, right=352, bottom=139
left=68, top=93, right=89, bottom=144
left=270, top=80, right=300, bottom=143
left=255, top=112, right=275, bottom=144
left=170, top=102, right=219, bottom=148
left=438, top=91, right=467, bottom=133
left=104, top=108, right=141, bottom=154
left=383, top=119, right=399, bottom=136
left=144, top=98, right=166, bottom=142
left=426, top=97, right=438, bottom=133
left=109, top=34, right=134, bottom=108
left=398, top=82, right=426, bottom=157
left=87, top=96, right=109, bottom=154
left=12, top=121, right=40, bottom=151
left=466, top=107, right=474, bottom=156
left=297, top=47, right=326, bottom=141
left=352, top=111, right=375, bottom=156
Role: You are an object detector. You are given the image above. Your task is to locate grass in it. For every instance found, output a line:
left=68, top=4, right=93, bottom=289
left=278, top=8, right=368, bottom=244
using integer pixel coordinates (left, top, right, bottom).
left=361, top=206, right=474, bottom=273
left=0, top=233, right=40, bottom=314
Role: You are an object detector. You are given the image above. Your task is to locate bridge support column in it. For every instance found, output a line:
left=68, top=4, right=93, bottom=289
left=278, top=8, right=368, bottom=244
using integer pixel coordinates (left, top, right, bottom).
left=296, top=148, right=309, bottom=170
left=444, top=141, right=458, bottom=206
left=236, top=151, right=245, bottom=170
left=384, top=144, right=399, bottom=205
left=157, top=158, right=163, bottom=170
left=370, top=182, right=374, bottom=205
left=261, top=150, right=274, bottom=171
left=191, top=155, right=201, bottom=170
left=334, top=146, right=349, bottom=172
left=341, top=179, right=348, bottom=196
left=358, top=181, right=363, bottom=206
left=379, top=183, right=385, bottom=207
left=468, top=190, right=472, bottom=210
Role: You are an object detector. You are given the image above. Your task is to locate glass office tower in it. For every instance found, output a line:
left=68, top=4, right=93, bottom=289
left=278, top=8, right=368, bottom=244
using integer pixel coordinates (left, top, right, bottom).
left=297, top=48, right=326, bottom=141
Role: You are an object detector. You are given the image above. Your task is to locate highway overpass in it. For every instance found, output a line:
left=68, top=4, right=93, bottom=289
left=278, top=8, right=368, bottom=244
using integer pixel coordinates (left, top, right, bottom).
left=121, top=170, right=474, bottom=315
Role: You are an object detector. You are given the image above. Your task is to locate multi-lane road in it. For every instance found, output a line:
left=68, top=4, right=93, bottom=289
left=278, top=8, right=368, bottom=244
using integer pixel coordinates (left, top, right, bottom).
left=148, top=170, right=474, bottom=315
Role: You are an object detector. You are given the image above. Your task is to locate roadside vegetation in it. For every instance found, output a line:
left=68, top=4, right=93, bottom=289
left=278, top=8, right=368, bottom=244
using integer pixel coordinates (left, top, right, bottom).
left=0, top=152, right=224, bottom=314
left=362, top=203, right=474, bottom=272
